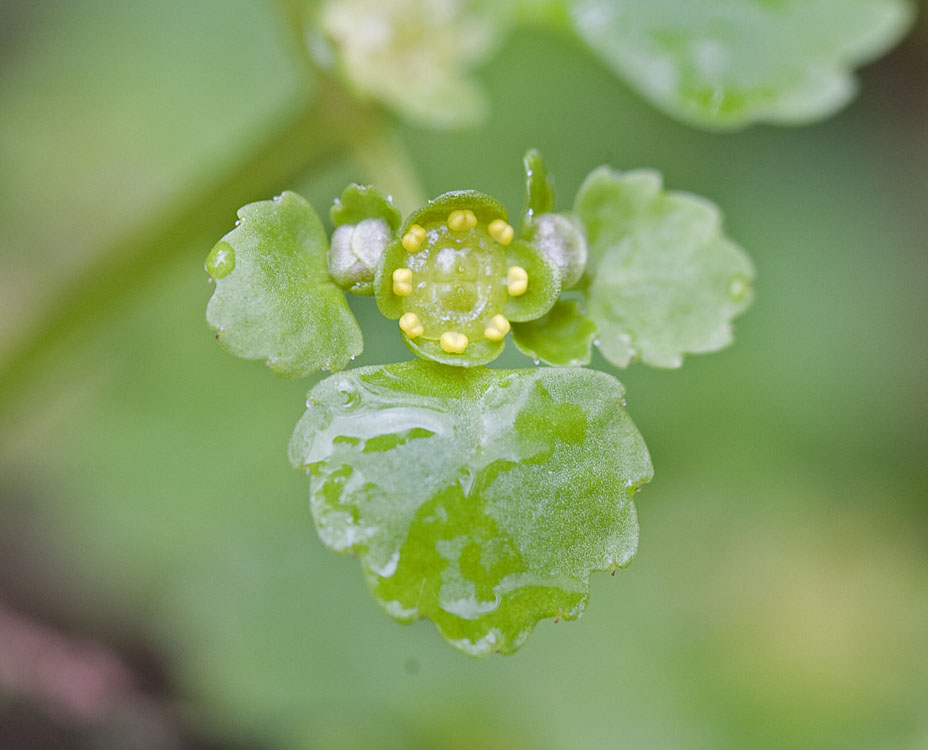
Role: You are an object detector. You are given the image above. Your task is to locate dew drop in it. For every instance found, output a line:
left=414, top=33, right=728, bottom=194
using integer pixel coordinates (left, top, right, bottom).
left=593, top=338, right=601, bottom=347
left=207, top=277, right=213, bottom=284
left=273, top=194, right=282, bottom=202
left=350, top=355, right=356, bottom=361
left=335, top=379, right=361, bottom=410
left=205, top=241, right=236, bottom=279
left=532, top=358, right=540, bottom=366
left=234, top=219, right=241, bottom=226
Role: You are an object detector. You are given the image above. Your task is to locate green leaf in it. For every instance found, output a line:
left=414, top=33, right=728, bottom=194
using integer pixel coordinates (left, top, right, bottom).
left=289, top=361, right=653, bottom=656
left=522, top=148, right=555, bottom=223
left=512, top=299, right=597, bottom=366
left=575, top=168, right=754, bottom=369
left=570, top=0, right=915, bottom=128
left=205, top=191, right=362, bottom=376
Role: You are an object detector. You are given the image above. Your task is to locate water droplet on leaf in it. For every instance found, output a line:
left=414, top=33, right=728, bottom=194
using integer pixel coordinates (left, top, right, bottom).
left=205, top=241, right=235, bottom=279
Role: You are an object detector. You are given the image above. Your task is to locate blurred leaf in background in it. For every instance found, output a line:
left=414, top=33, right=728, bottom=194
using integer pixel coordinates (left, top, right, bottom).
left=1, top=0, right=927, bottom=749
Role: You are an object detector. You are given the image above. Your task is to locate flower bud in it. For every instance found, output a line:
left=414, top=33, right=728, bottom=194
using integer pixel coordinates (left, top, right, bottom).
left=328, top=217, right=392, bottom=294
left=525, top=212, right=588, bottom=289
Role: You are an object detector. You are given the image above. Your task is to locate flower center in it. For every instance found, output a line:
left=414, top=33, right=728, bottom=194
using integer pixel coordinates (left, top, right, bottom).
left=392, top=211, right=524, bottom=353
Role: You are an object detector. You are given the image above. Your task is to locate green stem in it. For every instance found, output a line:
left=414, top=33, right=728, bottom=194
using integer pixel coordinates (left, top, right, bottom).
left=0, top=83, right=379, bottom=412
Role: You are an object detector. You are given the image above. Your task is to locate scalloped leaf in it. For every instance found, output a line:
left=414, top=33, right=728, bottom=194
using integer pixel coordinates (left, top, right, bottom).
left=575, top=168, right=754, bottom=369
left=570, top=0, right=915, bottom=128
left=205, top=191, right=362, bottom=376
left=289, top=361, right=652, bottom=656
left=512, top=299, right=597, bottom=366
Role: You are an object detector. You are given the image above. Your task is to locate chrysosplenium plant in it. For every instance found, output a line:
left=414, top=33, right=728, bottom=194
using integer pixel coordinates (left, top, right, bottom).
left=204, top=150, right=754, bottom=656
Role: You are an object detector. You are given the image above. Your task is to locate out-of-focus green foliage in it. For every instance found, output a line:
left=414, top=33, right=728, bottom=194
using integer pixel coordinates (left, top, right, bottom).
left=290, top=362, right=651, bottom=655
left=570, top=0, right=916, bottom=128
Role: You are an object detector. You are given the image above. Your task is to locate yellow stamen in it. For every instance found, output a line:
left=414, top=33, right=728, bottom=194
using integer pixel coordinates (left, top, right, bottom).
left=392, top=267, right=412, bottom=296
left=484, top=314, right=510, bottom=342
left=399, top=312, right=424, bottom=339
left=507, top=266, right=528, bottom=296
left=447, top=209, right=477, bottom=231
left=488, top=219, right=514, bottom=245
left=440, top=331, right=468, bottom=354
left=402, top=224, right=427, bottom=252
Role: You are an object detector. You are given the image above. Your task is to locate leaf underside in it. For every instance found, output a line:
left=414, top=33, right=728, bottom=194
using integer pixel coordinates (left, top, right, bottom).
left=575, top=168, right=754, bottom=369
left=570, top=0, right=915, bottom=128
left=205, top=191, right=362, bottom=377
left=289, top=361, right=653, bottom=656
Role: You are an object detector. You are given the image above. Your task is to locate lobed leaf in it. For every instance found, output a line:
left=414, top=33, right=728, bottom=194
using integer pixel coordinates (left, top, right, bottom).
left=575, top=168, right=754, bottom=369
left=289, top=361, right=653, bottom=656
left=205, top=191, right=362, bottom=377
left=570, top=0, right=915, bottom=128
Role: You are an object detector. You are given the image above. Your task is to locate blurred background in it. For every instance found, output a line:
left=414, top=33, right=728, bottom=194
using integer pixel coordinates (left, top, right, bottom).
left=0, top=1, right=926, bottom=748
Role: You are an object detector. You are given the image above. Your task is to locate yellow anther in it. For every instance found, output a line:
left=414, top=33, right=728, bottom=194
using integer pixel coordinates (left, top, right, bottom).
left=440, top=331, right=469, bottom=354
left=392, top=267, right=413, bottom=296
left=507, top=265, right=528, bottom=296
left=488, top=219, right=514, bottom=245
left=401, top=224, right=427, bottom=252
left=447, top=209, right=477, bottom=231
left=484, top=314, right=510, bottom=342
left=399, top=312, right=424, bottom=339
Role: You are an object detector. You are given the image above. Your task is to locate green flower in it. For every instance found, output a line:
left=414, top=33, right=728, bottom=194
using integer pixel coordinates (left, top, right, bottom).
left=374, top=191, right=562, bottom=366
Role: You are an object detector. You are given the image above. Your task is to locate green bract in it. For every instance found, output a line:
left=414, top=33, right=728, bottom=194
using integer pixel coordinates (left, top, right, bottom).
left=205, top=191, right=362, bottom=376
left=575, top=167, right=755, bottom=368
left=512, top=299, right=597, bottom=367
left=289, top=361, right=652, bottom=656
left=570, top=0, right=915, bottom=129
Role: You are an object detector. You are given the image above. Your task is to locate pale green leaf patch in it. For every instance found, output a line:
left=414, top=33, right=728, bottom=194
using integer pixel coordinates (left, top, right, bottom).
left=570, top=0, right=915, bottom=128
left=575, top=168, right=754, bottom=369
left=289, top=361, right=652, bottom=656
left=205, top=191, right=362, bottom=377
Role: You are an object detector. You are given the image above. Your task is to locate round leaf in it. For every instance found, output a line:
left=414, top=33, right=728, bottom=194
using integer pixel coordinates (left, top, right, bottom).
left=205, top=191, right=362, bottom=376
left=289, top=361, right=653, bottom=656
left=575, top=168, right=754, bottom=369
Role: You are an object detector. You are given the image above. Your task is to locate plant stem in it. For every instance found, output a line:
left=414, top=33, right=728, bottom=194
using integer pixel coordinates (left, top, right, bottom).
left=0, top=83, right=379, bottom=413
